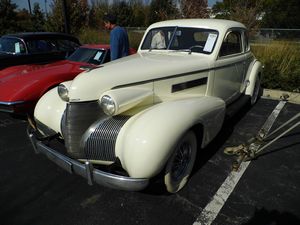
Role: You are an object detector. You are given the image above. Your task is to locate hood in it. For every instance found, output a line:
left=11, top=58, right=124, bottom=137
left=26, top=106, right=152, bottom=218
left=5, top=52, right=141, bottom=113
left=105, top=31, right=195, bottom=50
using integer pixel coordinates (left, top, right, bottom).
left=0, top=60, right=84, bottom=102
left=68, top=52, right=213, bottom=101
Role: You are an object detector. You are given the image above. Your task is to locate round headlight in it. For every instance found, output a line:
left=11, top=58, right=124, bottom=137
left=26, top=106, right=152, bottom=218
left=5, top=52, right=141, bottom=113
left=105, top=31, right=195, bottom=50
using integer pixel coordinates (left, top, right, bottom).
left=100, top=95, right=116, bottom=116
left=57, top=84, right=69, bottom=102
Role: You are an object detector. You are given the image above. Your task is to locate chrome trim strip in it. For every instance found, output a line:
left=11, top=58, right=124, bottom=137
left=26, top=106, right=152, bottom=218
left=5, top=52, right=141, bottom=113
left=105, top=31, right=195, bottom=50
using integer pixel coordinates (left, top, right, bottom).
left=172, top=77, right=208, bottom=93
left=0, top=101, right=25, bottom=105
left=28, top=130, right=149, bottom=191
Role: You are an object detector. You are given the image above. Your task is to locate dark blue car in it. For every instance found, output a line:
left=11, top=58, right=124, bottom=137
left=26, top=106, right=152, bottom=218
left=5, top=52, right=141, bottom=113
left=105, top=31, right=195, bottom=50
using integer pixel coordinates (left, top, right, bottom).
left=0, top=32, right=81, bottom=70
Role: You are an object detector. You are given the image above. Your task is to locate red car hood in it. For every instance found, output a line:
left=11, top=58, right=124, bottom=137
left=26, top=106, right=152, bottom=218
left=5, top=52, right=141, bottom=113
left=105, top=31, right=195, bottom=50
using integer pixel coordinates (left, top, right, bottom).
left=0, top=60, right=88, bottom=102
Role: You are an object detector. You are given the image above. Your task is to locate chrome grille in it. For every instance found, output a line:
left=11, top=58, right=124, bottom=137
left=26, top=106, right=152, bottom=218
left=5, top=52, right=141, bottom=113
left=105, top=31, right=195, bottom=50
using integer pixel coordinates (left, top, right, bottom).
left=82, top=116, right=130, bottom=161
left=62, top=101, right=107, bottom=158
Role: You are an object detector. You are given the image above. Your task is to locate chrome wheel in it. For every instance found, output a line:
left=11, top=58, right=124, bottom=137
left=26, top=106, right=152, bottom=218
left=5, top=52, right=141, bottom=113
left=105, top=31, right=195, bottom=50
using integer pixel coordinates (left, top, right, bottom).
left=164, top=131, right=197, bottom=193
left=170, top=142, right=192, bottom=181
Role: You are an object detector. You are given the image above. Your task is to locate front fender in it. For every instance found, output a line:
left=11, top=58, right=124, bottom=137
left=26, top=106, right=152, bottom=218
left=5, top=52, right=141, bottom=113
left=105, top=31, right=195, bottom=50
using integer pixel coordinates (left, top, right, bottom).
left=115, top=96, right=225, bottom=178
left=34, top=86, right=66, bottom=134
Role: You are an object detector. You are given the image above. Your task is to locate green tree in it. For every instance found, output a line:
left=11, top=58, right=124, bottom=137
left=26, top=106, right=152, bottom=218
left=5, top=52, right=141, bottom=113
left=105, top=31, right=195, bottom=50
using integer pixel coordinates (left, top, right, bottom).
left=32, top=3, right=45, bottom=31
left=148, top=0, right=179, bottom=25
left=212, top=0, right=263, bottom=31
left=180, top=0, right=208, bottom=18
left=87, top=0, right=109, bottom=29
left=45, top=0, right=66, bottom=33
left=262, top=0, right=300, bottom=28
left=0, top=0, right=17, bottom=35
left=130, top=0, right=147, bottom=27
left=15, top=9, right=34, bottom=32
left=46, top=0, right=89, bottom=34
left=112, top=1, right=134, bottom=27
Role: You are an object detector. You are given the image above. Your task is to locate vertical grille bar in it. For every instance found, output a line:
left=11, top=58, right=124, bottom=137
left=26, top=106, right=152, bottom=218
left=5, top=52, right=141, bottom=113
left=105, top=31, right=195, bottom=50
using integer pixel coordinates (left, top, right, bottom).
left=82, top=116, right=130, bottom=161
left=61, top=101, right=106, bottom=158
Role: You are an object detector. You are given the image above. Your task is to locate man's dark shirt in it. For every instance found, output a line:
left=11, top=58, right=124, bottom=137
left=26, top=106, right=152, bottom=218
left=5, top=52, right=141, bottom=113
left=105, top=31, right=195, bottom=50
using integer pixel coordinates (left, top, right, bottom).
left=110, top=26, right=129, bottom=60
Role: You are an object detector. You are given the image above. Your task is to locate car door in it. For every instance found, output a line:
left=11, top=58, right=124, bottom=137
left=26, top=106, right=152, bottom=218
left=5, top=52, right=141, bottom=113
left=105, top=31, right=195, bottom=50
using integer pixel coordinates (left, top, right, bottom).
left=212, top=29, right=246, bottom=104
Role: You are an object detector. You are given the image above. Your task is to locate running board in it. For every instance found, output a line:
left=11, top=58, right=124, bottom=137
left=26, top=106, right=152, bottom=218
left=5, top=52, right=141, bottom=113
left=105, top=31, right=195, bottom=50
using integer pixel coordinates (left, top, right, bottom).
left=225, top=95, right=250, bottom=118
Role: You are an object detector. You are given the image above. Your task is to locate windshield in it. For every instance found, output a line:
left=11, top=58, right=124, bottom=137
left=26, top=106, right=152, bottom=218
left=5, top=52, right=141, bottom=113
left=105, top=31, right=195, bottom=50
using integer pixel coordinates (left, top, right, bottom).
left=141, top=27, right=218, bottom=54
left=0, top=37, right=26, bottom=54
left=67, top=47, right=107, bottom=65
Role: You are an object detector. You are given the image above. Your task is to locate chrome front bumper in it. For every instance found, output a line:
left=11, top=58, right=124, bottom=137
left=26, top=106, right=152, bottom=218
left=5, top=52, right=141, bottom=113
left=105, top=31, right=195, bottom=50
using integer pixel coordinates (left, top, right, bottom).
left=0, top=101, right=25, bottom=113
left=27, top=129, right=149, bottom=191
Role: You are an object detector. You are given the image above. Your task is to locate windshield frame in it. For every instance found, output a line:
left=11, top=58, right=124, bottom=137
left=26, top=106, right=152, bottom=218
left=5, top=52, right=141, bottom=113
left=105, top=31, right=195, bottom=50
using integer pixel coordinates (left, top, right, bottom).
left=67, top=47, right=108, bottom=65
left=140, top=26, right=219, bottom=55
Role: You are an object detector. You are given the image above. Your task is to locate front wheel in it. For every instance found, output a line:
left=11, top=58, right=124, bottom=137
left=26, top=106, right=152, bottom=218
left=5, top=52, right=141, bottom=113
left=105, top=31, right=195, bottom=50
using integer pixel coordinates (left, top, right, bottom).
left=164, top=131, right=197, bottom=193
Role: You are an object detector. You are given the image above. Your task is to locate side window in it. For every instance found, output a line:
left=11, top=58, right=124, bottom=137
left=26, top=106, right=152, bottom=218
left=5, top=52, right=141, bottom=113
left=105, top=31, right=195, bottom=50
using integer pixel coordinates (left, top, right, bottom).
left=219, top=31, right=242, bottom=57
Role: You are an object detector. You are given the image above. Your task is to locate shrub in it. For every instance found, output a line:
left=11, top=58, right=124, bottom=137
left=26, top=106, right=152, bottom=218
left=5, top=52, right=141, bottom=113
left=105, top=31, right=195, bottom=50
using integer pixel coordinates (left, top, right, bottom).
left=251, top=41, right=300, bottom=92
left=78, top=28, right=144, bottom=50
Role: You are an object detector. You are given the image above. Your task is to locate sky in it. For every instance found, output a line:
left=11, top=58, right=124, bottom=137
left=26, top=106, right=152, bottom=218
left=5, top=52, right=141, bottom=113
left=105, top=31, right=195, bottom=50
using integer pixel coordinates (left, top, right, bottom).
left=12, top=0, right=50, bottom=12
left=12, top=0, right=220, bottom=12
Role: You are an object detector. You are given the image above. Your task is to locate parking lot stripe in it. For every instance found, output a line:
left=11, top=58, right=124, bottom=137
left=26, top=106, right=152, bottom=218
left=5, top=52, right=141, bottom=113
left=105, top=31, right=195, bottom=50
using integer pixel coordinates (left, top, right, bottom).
left=193, top=161, right=251, bottom=225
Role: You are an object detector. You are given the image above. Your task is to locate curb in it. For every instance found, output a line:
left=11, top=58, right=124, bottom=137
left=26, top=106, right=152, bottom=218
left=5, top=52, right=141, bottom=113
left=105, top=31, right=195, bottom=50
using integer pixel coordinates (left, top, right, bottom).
left=262, top=89, right=300, bottom=104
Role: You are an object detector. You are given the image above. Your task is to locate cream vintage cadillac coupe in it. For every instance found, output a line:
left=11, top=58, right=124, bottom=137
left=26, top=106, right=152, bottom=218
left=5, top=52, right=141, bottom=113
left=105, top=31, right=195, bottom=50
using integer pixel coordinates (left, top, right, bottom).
left=28, top=19, right=262, bottom=193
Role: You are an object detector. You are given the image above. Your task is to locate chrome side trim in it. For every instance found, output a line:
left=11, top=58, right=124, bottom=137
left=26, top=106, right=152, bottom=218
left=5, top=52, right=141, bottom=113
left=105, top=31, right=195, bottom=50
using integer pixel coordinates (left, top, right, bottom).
left=0, top=101, right=25, bottom=105
left=28, top=130, right=149, bottom=191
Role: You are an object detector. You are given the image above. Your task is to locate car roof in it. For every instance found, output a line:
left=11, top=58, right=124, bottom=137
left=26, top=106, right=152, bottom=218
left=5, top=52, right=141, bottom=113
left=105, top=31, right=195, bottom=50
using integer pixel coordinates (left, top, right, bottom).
left=2, top=32, right=80, bottom=43
left=147, top=19, right=246, bottom=33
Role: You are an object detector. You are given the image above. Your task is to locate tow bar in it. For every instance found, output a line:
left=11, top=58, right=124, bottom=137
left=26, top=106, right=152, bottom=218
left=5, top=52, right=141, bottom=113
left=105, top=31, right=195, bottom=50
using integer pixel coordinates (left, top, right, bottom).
left=224, top=94, right=300, bottom=171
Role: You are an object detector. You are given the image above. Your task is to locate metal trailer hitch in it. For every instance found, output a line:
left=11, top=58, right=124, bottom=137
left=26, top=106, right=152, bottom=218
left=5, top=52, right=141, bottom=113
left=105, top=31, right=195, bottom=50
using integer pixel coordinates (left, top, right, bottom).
left=224, top=94, right=300, bottom=171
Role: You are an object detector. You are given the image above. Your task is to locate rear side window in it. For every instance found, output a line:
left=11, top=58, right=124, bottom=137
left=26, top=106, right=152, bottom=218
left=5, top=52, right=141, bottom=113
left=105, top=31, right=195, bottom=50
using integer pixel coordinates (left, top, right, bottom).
left=26, top=39, right=58, bottom=53
left=26, top=38, right=80, bottom=54
left=219, top=31, right=242, bottom=57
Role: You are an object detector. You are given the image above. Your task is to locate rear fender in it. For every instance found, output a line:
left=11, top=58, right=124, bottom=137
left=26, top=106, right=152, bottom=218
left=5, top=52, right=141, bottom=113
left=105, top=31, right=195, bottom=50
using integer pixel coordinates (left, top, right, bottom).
left=115, top=96, right=225, bottom=178
left=245, top=60, right=262, bottom=96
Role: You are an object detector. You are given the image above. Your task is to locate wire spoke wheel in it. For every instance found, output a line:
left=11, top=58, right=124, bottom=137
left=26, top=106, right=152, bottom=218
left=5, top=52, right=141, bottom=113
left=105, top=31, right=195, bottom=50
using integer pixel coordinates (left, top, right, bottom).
left=164, top=131, right=197, bottom=193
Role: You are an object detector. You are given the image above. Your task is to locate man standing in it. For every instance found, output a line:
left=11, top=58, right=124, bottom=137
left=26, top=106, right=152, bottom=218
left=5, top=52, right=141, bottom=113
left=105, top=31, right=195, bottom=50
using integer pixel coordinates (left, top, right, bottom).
left=103, top=13, right=129, bottom=61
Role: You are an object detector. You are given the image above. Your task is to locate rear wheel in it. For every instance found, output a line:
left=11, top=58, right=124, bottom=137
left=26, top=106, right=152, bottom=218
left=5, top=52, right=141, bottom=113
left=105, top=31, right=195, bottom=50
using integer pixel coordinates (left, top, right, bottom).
left=251, top=76, right=261, bottom=105
left=164, top=131, right=197, bottom=193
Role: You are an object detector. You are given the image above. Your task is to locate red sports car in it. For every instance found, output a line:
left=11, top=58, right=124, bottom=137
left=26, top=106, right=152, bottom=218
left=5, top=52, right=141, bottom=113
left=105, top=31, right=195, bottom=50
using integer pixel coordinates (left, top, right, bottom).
left=0, top=44, right=136, bottom=115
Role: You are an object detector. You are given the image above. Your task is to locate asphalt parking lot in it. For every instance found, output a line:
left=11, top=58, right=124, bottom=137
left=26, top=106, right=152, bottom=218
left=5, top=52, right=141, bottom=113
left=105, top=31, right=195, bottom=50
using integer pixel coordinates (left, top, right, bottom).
left=0, top=98, right=299, bottom=225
